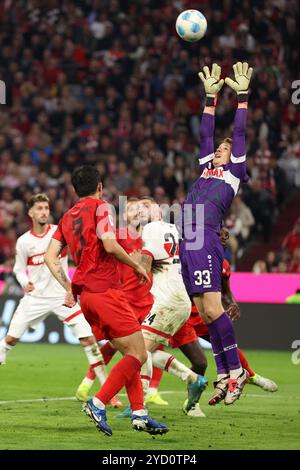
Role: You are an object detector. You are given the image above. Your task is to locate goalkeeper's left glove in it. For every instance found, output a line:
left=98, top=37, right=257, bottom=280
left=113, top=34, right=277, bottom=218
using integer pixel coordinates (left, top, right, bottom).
left=225, top=62, right=253, bottom=102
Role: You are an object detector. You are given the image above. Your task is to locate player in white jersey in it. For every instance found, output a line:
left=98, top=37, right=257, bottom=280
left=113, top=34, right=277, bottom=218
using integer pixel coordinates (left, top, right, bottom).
left=115, top=197, right=207, bottom=418
left=137, top=199, right=208, bottom=413
left=141, top=219, right=191, bottom=342
left=0, top=193, right=112, bottom=397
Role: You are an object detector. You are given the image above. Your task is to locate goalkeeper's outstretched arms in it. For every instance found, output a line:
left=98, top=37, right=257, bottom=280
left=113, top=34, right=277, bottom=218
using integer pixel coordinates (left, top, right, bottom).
left=198, top=63, right=224, bottom=166
left=225, top=62, right=253, bottom=163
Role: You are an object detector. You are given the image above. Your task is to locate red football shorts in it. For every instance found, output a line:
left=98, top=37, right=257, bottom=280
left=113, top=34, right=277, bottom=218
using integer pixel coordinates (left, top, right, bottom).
left=170, top=320, right=198, bottom=348
left=80, top=288, right=141, bottom=340
left=188, top=309, right=209, bottom=337
left=90, top=322, right=105, bottom=342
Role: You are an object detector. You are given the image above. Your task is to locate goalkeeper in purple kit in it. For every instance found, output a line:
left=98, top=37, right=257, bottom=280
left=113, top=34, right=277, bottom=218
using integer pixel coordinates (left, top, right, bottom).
left=180, top=62, right=253, bottom=405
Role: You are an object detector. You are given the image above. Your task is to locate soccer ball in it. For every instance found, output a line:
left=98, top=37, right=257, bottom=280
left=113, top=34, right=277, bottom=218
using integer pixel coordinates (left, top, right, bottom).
left=175, top=10, right=207, bottom=42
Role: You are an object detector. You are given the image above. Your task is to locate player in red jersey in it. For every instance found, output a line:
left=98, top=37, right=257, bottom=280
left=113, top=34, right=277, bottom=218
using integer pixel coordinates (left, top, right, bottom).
left=117, top=198, right=154, bottom=323
left=45, top=166, right=168, bottom=436
left=75, top=196, right=207, bottom=418
left=75, top=197, right=155, bottom=402
left=76, top=197, right=173, bottom=410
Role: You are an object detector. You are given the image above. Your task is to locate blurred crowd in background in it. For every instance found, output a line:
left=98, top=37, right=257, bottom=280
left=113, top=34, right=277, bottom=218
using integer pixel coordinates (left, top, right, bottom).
left=252, top=218, right=300, bottom=274
left=0, top=0, right=300, bottom=273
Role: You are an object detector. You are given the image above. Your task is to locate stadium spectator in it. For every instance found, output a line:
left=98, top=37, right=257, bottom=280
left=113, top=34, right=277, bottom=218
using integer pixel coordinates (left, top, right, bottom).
left=282, top=218, right=300, bottom=255
left=276, top=261, right=288, bottom=274
left=265, top=251, right=277, bottom=273
left=288, top=247, right=300, bottom=273
left=230, top=195, right=255, bottom=242
left=243, top=180, right=275, bottom=242
left=252, top=260, right=268, bottom=274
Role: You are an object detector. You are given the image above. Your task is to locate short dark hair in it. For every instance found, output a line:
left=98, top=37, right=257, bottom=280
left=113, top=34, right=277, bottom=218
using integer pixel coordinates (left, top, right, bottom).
left=27, top=193, right=50, bottom=210
left=71, top=165, right=101, bottom=197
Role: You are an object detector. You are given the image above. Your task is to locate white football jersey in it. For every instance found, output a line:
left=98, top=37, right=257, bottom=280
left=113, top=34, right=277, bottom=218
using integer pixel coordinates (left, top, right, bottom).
left=13, top=224, right=68, bottom=298
left=142, top=221, right=189, bottom=306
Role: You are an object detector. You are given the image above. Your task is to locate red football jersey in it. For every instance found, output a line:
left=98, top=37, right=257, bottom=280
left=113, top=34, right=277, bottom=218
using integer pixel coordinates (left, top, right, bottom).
left=53, top=197, right=121, bottom=294
left=282, top=232, right=300, bottom=255
left=117, top=227, right=153, bottom=307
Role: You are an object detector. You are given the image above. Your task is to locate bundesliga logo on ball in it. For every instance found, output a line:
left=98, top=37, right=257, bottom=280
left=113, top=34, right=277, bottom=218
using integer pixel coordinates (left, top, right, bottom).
left=176, top=9, right=207, bottom=42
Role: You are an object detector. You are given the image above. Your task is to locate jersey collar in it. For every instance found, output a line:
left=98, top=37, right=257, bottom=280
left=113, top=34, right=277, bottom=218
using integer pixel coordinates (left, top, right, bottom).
left=30, top=224, right=52, bottom=238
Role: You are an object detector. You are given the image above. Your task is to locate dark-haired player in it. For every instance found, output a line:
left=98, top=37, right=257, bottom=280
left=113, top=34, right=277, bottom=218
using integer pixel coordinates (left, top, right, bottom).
left=75, top=197, right=154, bottom=403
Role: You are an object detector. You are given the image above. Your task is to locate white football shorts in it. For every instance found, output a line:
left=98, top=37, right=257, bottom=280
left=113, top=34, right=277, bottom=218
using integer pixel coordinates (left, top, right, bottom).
left=7, top=294, right=92, bottom=339
left=141, top=287, right=191, bottom=346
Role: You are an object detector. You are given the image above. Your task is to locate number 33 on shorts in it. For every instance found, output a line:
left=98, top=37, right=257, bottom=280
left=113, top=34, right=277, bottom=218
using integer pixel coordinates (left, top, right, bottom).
left=194, top=270, right=211, bottom=286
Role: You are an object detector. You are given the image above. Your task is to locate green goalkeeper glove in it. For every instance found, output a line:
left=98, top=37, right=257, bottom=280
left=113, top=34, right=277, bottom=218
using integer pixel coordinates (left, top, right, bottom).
left=225, top=62, right=253, bottom=102
left=198, top=63, right=224, bottom=106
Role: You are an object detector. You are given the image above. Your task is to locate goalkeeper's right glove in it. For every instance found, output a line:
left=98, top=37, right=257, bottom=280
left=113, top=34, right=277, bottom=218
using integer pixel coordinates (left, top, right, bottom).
left=225, top=62, right=253, bottom=102
left=198, top=63, right=224, bottom=106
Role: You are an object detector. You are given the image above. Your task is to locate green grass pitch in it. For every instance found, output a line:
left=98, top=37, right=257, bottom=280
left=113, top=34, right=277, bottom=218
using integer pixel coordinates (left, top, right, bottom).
left=0, top=343, right=299, bottom=450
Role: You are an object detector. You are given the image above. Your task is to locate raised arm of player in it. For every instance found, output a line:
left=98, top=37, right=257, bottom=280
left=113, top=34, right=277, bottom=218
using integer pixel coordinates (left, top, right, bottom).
left=198, top=63, right=224, bottom=170
left=13, top=238, right=33, bottom=293
left=231, top=106, right=248, bottom=161
left=226, top=62, right=252, bottom=157
left=225, top=62, right=253, bottom=172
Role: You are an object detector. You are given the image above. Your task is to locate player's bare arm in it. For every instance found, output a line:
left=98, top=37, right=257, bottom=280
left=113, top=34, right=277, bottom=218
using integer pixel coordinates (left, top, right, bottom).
left=140, top=253, right=153, bottom=273
left=101, top=232, right=150, bottom=283
left=222, top=275, right=240, bottom=321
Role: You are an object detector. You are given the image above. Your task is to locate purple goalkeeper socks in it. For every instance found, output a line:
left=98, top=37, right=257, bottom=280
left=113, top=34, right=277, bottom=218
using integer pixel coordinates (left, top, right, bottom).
left=207, top=320, right=229, bottom=375
left=210, top=312, right=241, bottom=371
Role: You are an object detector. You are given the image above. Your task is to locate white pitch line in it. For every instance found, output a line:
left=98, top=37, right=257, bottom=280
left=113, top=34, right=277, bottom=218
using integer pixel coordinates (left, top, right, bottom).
left=0, top=391, right=183, bottom=405
left=0, top=391, right=288, bottom=405
left=0, top=396, right=77, bottom=405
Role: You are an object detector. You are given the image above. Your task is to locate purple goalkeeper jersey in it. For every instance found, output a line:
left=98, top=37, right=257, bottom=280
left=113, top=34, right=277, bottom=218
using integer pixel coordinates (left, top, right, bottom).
left=182, top=109, right=248, bottom=236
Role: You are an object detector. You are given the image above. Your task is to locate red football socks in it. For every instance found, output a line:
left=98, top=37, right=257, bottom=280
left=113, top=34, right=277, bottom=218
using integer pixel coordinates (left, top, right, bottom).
left=125, top=370, right=144, bottom=411
left=238, top=348, right=255, bottom=377
left=149, top=366, right=163, bottom=389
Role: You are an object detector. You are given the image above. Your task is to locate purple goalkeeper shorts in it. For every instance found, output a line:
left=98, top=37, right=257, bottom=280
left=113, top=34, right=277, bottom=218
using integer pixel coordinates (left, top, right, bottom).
left=179, top=230, right=223, bottom=296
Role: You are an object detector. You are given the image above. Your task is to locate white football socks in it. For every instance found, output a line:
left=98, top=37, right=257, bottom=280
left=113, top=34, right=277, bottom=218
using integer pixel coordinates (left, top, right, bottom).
left=92, top=397, right=105, bottom=409
left=230, top=367, right=243, bottom=379
left=140, top=351, right=153, bottom=397
left=83, top=344, right=107, bottom=385
left=0, top=338, right=12, bottom=364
